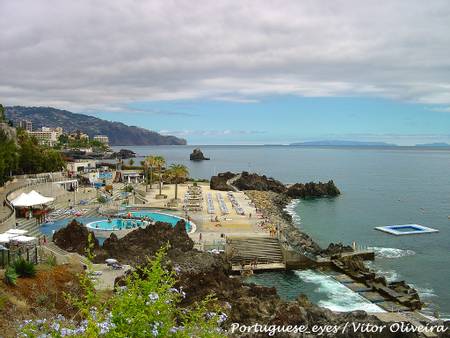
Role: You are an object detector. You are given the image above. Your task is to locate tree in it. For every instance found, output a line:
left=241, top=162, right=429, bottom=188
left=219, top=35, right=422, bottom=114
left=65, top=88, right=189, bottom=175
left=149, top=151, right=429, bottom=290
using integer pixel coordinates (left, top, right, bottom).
left=144, top=155, right=165, bottom=194
left=0, top=104, right=5, bottom=122
left=0, top=129, right=18, bottom=185
left=129, top=158, right=135, bottom=166
left=167, top=164, right=189, bottom=200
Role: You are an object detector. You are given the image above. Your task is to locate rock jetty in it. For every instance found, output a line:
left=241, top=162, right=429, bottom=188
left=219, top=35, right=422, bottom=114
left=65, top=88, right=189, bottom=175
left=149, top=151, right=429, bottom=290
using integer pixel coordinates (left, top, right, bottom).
left=210, top=171, right=340, bottom=199
left=190, top=148, right=209, bottom=161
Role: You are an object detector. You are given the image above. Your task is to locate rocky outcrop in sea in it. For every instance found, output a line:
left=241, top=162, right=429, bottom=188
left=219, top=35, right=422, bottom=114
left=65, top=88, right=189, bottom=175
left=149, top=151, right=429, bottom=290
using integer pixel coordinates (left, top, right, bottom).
left=190, top=148, right=210, bottom=161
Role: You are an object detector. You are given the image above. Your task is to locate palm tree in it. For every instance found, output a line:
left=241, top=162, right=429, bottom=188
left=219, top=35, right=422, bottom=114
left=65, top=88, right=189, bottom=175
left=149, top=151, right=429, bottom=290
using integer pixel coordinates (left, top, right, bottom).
left=147, top=155, right=165, bottom=196
left=167, top=164, right=189, bottom=200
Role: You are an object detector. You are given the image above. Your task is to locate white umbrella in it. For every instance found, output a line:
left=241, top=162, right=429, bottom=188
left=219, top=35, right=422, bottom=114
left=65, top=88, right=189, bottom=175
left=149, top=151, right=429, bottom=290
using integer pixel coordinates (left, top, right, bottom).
left=10, top=192, right=29, bottom=207
left=11, top=190, right=54, bottom=207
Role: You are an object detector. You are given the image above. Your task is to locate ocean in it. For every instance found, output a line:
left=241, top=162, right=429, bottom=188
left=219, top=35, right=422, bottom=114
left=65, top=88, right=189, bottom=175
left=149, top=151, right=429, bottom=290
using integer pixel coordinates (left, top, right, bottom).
left=112, top=145, right=450, bottom=318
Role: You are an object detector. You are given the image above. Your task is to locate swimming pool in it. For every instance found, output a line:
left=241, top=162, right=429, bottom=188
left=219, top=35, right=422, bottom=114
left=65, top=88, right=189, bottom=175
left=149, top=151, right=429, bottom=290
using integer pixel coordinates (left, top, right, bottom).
left=87, top=211, right=194, bottom=233
left=375, top=224, right=439, bottom=236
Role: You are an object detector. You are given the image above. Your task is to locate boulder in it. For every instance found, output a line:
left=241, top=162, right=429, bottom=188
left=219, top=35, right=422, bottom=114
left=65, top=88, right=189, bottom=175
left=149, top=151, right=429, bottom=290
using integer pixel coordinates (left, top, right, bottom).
left=210, top=171, right=236, bottom=191
left=94, top=220, right=194, bottom=265
left=189, top=148, right=209, bottom=161
left=286, top=180, right=341, bottom=198
left=53, top=219, right=99, bottom=255
left=233, top=171, right=287, bottom=193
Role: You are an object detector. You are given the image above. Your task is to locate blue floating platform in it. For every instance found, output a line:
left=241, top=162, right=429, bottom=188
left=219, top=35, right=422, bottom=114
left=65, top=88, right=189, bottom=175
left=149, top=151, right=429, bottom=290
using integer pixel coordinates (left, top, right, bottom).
left=375, top=224, right=439, bottom=236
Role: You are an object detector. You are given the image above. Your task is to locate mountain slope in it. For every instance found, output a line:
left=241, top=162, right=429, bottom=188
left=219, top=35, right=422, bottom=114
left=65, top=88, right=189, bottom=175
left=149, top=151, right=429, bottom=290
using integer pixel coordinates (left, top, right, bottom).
left=5, top=106, right=186, bottom=146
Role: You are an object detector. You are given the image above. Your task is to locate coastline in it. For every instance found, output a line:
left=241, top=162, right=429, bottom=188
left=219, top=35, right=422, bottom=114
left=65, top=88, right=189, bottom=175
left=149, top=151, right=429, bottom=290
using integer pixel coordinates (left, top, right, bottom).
left=243, top=190, right=430, bottom=317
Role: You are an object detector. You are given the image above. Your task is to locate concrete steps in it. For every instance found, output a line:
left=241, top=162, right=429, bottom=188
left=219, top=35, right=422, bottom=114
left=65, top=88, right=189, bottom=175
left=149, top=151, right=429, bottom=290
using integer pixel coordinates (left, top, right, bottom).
left=227, top=237, right=284, bottom=265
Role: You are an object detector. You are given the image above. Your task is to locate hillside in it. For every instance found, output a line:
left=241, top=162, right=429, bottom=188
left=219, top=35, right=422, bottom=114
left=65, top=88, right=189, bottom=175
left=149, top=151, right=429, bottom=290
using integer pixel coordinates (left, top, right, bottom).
left=4, top=106, right=187, bottom=146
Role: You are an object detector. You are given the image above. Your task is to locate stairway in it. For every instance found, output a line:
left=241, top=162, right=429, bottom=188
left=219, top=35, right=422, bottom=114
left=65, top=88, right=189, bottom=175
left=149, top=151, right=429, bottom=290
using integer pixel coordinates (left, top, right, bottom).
left=227, top=236, right=284, bottom=265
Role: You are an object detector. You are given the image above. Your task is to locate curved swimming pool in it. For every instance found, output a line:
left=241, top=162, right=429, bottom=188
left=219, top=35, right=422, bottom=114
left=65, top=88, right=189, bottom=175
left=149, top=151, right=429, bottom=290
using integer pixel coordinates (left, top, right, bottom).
left=86, top=211, right=194, bottom=233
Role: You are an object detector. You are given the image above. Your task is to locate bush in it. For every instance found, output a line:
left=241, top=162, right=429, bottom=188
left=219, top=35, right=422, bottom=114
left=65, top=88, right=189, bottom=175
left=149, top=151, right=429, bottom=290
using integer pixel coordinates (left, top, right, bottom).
left=12, top=258, right=36, bottom=277
left=4, top=266, right=18, bottom=285
left=20, top=247, right=226, bottom=337
left=44, top=254, right=57, bottom=267
left=97, top=195, right=108, bottom=204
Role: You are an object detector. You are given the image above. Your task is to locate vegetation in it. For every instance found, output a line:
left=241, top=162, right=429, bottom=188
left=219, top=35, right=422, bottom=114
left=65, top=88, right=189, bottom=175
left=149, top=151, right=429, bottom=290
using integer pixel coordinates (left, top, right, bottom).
left=4, top=266, right=18, bottom=286
left=12, top=258, right=37, bottom=277
left=0, top=129, right=18, bottom=185
left=166, top=164, right=189, bottom=200
left=0, top=104, right=5, bottom=122
left=57, top=134, right=109, bottom=151
left=144, top=155, right=166, bottom=194
left=20, top=246, right=226, bottom=337
left=0, top=127, right=65, bottom=185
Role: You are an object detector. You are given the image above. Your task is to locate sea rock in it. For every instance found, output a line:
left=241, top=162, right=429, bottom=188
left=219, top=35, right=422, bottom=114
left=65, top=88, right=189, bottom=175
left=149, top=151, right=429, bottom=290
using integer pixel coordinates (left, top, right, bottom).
left=286, top=180, right=341, bottom=198
left=53, top=219, right=99, bottom=255
left=321, top=242, right=353, bottom=256
left=210, top=171, right=236, bottom=191
left=109, top=148, right=136, bottom=159
left=189, top=148, right=210, bottom=161
left=233, top=171, right=287, bottom=193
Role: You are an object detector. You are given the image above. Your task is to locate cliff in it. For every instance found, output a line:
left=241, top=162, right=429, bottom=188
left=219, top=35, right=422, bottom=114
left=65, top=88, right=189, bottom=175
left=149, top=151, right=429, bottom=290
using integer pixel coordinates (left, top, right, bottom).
left=5, top=106, right=187, bottom=146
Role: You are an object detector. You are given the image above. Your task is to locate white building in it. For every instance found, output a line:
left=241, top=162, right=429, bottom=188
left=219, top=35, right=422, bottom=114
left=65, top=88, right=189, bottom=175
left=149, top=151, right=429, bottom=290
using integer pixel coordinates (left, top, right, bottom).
left=28, top=127, right=63, bottom=146
left=93, top=135, right=109, bottom=145
left=66, top=160, right=97, bottom=175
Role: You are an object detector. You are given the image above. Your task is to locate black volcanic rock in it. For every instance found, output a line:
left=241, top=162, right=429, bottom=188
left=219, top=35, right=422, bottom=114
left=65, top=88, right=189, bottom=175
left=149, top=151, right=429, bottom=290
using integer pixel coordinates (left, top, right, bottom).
left=94, top=220, right=194, bottom=265
left=5, top=106, right=186, bottom=146
left=210, top=171, right=236, bottom=191
left=286, top=180, right=340, bottom=198
left=234, top=171, right=287, bottom=193
left=189, top=148, right=209, bottom=161
left=109, top=148, right=136, bottom=159
left=53, top=219, right=99, bottom=255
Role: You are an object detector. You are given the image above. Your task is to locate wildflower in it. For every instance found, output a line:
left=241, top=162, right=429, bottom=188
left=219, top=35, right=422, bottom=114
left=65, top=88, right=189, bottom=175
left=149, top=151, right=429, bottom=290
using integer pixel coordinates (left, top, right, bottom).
left=50, top=322, right=60, bottom=332
left=148, top=292, right=159, bottom=302
left=217, top=313, right=228, bottom=324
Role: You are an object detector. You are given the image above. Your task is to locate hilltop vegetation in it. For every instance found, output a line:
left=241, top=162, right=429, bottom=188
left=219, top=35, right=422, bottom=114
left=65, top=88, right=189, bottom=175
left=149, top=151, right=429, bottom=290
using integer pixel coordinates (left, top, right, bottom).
left=0, top=128, right=65, bottom=185
left=5, top=106, right=187, bottom=146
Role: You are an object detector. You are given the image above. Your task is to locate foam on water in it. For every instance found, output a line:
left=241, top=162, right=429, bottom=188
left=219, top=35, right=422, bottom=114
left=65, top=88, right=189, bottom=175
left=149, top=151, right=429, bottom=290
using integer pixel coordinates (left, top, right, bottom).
left=368, top=246, right=415, bottom=259
left=295, top=270, right=385, bottom=313
left=285, top=199, right=301, bottom=225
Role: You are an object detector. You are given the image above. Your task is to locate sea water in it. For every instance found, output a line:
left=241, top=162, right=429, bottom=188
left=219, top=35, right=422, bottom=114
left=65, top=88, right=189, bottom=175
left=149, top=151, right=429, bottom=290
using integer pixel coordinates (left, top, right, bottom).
left=113, top=145, right=450, bottom=318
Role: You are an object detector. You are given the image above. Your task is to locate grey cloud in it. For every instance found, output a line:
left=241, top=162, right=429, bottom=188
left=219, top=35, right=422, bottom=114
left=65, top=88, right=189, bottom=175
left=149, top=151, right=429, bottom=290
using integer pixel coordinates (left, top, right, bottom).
left=1, top=0, right=450, bottom=111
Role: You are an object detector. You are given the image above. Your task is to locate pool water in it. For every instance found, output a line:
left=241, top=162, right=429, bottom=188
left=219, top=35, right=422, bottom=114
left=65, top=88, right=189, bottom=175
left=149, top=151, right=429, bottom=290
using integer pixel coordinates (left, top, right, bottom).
left=122, top=211, right=192, bottom=232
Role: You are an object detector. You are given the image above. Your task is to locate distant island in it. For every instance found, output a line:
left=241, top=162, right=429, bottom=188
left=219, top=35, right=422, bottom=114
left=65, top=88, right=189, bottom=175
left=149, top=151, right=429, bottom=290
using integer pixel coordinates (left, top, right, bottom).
left=290, top=140, right=396, bottom=147
left=4, top=106, right=187, bottom=146
left=415, top=142, right=450, bottom=147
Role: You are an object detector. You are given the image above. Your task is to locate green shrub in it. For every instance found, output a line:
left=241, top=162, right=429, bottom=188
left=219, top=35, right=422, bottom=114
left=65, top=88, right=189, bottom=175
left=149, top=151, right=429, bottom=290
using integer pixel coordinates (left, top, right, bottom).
left=12, top=258, right=36, bottom=277
left=20, top=246, right=226, bottom=337
left=44, top=254, right=57, bottom=267
left=0, top=294, right=7, bottom=309
left=4, top=266, right=18, bottom=285
left=97, top=195, right=108, bottom=203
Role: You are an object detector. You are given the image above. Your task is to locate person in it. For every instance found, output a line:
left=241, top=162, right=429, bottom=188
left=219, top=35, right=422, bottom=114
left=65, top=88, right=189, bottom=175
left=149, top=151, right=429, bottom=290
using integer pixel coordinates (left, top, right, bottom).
left=199, top=233, right=202, bottom=241
left=249, top=213, right=252, bottom=219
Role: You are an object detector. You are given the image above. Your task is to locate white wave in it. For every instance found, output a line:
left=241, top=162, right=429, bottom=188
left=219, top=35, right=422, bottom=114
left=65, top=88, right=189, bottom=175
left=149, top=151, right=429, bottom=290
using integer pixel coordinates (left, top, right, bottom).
left=365, top=263, right=400, bottom=282
left=295, top=270, right=385, bottom=313
left=368, top=246, right=415, bottom=259
left=408, top=284, right=436, bottom=299
left=284, top=199, right=301, bottom=225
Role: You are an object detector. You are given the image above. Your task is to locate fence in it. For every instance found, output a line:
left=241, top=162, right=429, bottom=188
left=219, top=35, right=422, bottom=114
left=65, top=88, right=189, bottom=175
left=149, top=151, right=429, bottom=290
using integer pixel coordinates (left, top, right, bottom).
left=0, top=246, right=38, bottom=268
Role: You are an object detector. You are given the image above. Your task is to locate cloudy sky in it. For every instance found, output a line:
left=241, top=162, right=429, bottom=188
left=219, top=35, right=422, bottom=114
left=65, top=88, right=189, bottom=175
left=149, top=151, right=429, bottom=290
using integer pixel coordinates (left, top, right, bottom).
left=1, top=0, right=450, bottom=144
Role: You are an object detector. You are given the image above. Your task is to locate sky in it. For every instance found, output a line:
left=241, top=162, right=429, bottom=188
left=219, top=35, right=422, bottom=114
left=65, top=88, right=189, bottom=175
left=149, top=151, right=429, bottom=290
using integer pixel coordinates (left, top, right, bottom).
left=1, top=0, right=450, bottom=145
